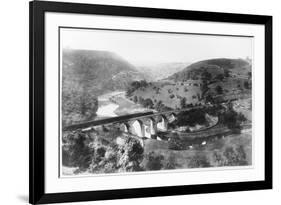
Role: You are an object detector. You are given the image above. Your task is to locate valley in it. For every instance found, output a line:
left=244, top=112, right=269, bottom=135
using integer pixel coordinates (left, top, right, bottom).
left=61, top=49, right=252, bottom=175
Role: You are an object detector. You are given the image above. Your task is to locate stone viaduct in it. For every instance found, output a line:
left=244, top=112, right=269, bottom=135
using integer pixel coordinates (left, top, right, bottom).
left=63, top=105, right=209, bottom=139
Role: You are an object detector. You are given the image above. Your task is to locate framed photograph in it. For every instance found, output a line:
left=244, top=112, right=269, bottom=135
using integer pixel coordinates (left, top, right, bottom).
left=29, top=1, right=272, bottom=204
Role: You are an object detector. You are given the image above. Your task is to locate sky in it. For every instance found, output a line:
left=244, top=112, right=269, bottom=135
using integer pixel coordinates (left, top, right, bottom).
left=61, top=28, right=253, bottom=65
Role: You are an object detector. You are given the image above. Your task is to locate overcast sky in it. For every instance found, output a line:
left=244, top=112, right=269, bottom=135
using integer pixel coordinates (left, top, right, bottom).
left=61, top=28, right=253, bottom=65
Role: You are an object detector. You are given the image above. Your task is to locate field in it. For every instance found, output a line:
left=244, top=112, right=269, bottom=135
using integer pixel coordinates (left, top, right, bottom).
left=129, top=79, right=202, bottom=109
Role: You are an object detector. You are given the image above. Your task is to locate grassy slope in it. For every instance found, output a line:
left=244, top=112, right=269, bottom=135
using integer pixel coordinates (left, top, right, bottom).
left=130, top=81, right=202, bottom=109
left=143, top=132, right=252, bottom=169
left=170, top=58, right=251, bottom=81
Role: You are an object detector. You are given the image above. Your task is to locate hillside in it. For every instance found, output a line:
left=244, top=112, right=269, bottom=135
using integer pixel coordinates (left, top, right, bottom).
left=126, top=79, right=203, bottom=110
left=62, top=49, right=147, bottom=126
left=169, top=58, right=251, bottom=81
left=63, top=49, right=148, bottom=93
left=127, top=58, right=252, bottom=110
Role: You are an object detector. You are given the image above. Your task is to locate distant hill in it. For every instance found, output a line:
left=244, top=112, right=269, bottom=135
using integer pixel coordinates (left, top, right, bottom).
left=136, top=62, right=190, bottom=81
left=169, top=58, right=251, bottom=81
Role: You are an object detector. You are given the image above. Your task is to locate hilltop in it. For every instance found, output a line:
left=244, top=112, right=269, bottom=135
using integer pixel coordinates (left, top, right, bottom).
left=169, top=58, right=251, bottom=81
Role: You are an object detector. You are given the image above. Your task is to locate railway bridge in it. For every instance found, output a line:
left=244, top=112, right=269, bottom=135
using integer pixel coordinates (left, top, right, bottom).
left=63, top=105, right=211, bottom=139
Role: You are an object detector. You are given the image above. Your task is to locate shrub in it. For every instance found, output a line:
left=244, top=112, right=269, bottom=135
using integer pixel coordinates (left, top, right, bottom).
left=223, top=146, right=247, bottom=166
left=62, top=131, right=94, bottom=170
left=212, top=150, right=226, bottom=166
left=220, top=110, right=246, bottom=131
left=142, top=98, right=154, bottom=108
left=143, top=152, right=164, bottom=171
left=133, top=96, right=138, bottom=103
left=188, top=154, right=210, bottom=168
left=215, top=85, right=223, bottom=94
left=94, top=146, right=106, bottom=162
left=164, top=155, right=179, bottom=170
left=244, top=81, right=251, bottom=89
left=168, top=134, right=185, bottom=150
left=180, top=97, right=187, bottom=109
left=118, top=138, right=144, bottom=172
left=126, top=80, right=148, bottom=96
left=62, top=90, right=98, bottom=126
left=173, top=109, right=207, bottom=127
left=215, top=74, right=224, bottom=81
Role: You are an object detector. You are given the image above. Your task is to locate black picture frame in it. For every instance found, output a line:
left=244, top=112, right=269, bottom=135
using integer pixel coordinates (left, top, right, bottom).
left=29, top=1, right=272, bottom=204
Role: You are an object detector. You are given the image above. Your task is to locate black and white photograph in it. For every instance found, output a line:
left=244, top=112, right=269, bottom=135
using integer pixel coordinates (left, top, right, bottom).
left=61, top=28, right=253, bottom=176
left=26, top=1, right=273, bottom=204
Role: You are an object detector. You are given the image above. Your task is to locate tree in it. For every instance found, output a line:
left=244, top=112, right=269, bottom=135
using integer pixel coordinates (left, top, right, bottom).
left=62, top=132, right=94, bottom=170
left=215, top=73, right=224, bottom=81
left=223, top=146, right=247, bottom=166
left=173, top=109, right=207, bottom=127
left=188, top=154, right=210, bottom=168
left=180, top=97, right=187, bottom=109
left=143, top=152, right=164, bottom=171
left=201, top=70, right=212, bottom=82
left=62, top=88, right=98, bottom=126
left=168, top=134, right=185, bottom=150
left=220, top=110, right=246, bottom=131
left=205, top=94, right=214, bottom=104
left=126, top=80, right=148, bottom=96
left=247, top=71, right=252, bottom=80
left=244, top=81, right=251, bottom=89
left=215, top=85, right=223, bottom=94
left=133, top=96, right=138, bottom=103
left=224, top=69, right=230, bottom=78
left=117, top=138, right=144, bottom=172
left=142, top=98, right=154, bottom=108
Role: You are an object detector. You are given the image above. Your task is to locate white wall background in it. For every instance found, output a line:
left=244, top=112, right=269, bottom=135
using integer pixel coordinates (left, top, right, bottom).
left=0, top=0, right=279, bottom=204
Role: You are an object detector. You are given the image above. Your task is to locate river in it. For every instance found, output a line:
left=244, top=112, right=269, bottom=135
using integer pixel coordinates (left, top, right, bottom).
left=96, top=91, right=153, bottom=119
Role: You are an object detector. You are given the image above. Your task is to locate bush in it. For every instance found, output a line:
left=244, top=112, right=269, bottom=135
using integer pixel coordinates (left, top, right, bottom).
left=62, top=131, right=94, bottom=170
left=62, top=90, right=98, bottom=126
left=168, top=134, right=185, bottom=150
left=142, top=98, right=154, bottom=108
left=172, top=109, right=207, bottom=127
left=223, top=146, right=247, bottom=166
left=180, top=97, right=187, bottom=109
left=220, top=110, right=246, bottom=131
left=163, top=155, right=179, bottom=170
left=118, top=138, right=144, bottom=172
left=215, top=85, right=223, bottom=94
left=211, top=145, right=248, bottom=167
left=244, top=81, right=251, bottom=89
left=143, top=152, right=164, bottom=171
left=126, top=80, right=148, bottom=96
left=212, top=150, right=226, bottom=167
left=215, top=74, right=224, bottom=81
left=188, top=153, right=210, bottom=168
